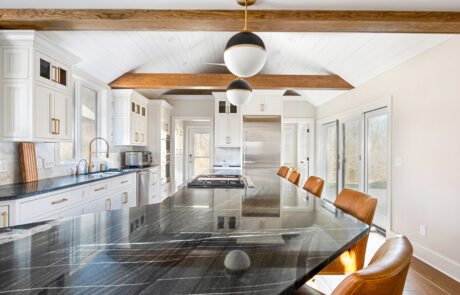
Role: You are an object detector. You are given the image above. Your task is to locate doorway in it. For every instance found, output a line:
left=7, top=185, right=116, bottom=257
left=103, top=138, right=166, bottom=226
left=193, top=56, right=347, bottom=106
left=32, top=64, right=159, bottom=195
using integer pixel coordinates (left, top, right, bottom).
left=187, top=127, right=211, bottom=179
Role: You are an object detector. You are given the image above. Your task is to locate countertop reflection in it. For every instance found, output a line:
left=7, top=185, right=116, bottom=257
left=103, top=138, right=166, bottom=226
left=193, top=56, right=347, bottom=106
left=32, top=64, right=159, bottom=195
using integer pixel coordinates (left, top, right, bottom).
left=0, top=168, right=368, bottom=294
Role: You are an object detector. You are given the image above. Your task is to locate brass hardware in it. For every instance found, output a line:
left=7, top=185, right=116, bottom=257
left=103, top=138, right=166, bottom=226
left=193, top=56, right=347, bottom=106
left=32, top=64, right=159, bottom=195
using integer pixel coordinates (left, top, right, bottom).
left=226, top=105, right=230, bottom=114
left=94, top=187, right=105, bottom=192
left=51, top=118, right=59, bottom=134
left=141, top=133, right=144, bottom=142
left=226, top=136, right=230, bottom=144
left=121, top=180, right=128, bottom=184
left=57, top=118, right=61, bottom=135
left=51, top=198, right=68, bottom=205
left=260, top=104, right=265, bottom=112
left=88, top=137, right=110, bottom=173
left=165, top=123, right=169, bottom=132
left=136, top=104, right=140, bottom=114
left=135, top=132, right=139, bottom=142
left=2, top=211, right=7, bottom=227
left=122, top=192, right=128, bottom=204
left=106, top=199, right=112, bottom=211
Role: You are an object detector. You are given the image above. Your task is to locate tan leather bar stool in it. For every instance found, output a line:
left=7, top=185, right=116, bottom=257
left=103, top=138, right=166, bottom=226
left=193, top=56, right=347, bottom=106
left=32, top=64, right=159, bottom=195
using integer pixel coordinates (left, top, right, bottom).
left=303, top=176, right=325, bottom=198
left=277, top=166, right=290, bottom=178
left=287, top=170, right=301, bottom=186
left=320, top=188, right=377, bottom=274
left=295, top=235, right=413, bottom=295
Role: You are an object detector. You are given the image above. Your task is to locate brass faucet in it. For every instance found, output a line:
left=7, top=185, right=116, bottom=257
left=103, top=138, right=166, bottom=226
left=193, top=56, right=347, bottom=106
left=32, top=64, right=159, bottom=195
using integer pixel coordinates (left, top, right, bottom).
left=88, top=137, right=110, bottom=173
left=76, top=159, right=88, bottom=176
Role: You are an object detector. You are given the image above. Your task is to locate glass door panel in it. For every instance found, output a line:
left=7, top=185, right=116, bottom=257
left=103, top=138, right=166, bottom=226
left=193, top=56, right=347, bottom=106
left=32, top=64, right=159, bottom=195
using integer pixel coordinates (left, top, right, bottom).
left=188, top=128, right=211, bottom=178
left=342, top=119, right=361, bottom=190
left=323, top=121, right=338, bottom=202
left=365, top=108, right=389, bottom=228
left=282, top=124, right=296, bottom=168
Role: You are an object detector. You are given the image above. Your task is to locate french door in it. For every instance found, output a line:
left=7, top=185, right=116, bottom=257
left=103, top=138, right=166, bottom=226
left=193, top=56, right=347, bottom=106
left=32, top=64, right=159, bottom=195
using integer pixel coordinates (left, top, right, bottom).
left=322, top=121, right=339, bottom=202
left=341, top=118, right=363, bottom=191
left=187, top=127, right=211, bottom=179
left=364, top=108, right=389, bottom=229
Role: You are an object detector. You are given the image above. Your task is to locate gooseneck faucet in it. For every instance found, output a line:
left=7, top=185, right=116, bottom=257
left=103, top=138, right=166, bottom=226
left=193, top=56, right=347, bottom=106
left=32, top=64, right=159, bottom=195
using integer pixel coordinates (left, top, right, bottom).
left=88, top=137, right=110, bottom=173
left=76, top=159, right=88, bottom=176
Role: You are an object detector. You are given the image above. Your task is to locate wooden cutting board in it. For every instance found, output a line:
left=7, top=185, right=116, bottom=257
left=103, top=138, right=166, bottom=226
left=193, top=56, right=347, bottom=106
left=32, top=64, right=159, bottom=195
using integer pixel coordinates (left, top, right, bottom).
left=19, top=142, right=38, bottom=183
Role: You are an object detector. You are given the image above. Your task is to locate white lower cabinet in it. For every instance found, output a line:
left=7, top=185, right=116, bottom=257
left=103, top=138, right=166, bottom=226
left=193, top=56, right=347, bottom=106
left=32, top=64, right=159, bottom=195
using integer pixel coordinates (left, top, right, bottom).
left=2, top=173, right=138, bottom=226
left=161, top=183, right=169, bottom=201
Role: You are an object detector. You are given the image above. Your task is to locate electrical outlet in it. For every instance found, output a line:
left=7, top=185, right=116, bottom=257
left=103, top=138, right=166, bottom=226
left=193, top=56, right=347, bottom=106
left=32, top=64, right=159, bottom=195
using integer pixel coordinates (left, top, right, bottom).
left=394, top=156, right=402, bottom=167
left=419, top=224, right=426, bottom=237
left=36, top=158, right=43, bottom=169
left=44, top=160, right=55, bottom=168
left=0, top=160, right=7, bottom=173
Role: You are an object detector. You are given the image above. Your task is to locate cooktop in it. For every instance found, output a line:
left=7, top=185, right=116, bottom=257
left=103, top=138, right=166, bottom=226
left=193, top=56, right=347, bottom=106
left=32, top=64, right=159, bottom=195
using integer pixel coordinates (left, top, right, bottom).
left=187, top=174, right=245, bottom=188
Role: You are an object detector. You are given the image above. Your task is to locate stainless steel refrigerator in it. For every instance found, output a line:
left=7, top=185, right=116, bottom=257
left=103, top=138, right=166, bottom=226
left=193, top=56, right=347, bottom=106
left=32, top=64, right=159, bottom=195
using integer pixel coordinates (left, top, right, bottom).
left=243, top=115, right=281, bottom=169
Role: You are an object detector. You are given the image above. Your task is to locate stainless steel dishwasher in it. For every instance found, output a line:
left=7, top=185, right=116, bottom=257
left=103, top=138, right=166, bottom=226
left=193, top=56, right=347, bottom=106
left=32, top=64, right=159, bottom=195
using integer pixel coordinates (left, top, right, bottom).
left=137, top=168, right=150, bottom=206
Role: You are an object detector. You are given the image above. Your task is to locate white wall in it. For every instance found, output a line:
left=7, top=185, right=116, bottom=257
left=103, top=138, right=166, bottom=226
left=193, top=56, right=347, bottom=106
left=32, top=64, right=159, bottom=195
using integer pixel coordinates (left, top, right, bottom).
left=316, top=35, right=460, bottom=281
left=283, top=99, right=316, bottom=118
left=164, top=95, right=214, bottom=117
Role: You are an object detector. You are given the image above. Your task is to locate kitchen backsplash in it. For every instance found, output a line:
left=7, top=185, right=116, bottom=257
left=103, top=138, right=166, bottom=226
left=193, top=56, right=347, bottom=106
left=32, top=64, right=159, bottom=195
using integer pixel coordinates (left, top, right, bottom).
left=0, top=142, right=140, bottom=185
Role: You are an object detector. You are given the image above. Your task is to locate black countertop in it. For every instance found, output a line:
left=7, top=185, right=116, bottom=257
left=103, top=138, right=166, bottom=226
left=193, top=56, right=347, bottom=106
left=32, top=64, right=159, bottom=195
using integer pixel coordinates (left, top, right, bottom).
left=0, top=169, right=142, bottom=201
left=0, top=168, right=369, bottom=294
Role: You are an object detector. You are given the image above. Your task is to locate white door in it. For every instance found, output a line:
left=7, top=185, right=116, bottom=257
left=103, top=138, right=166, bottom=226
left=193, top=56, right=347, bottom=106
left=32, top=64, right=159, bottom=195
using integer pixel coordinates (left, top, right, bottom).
left=187, top=128, right=211, bottom=178
left=282, top=123, right=296, bottom=168
left=54, top=91, right=72, bottom=141
left=364, top=107, right=389, bottom=229
left=215, top=115, right=228, bottom=146
left=34, top=84, right=55, bottom=140
left=131, top=115, right=140, bottom=144
left=227, top=115, right=241, bottom=147
left=323, top=120, right=339, bottom=202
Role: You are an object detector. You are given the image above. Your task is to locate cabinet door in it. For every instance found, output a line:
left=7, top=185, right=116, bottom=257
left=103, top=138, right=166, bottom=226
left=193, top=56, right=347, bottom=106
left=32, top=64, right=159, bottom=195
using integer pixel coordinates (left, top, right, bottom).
left=3, top=48, right=30, bottom=79
left=2, top=83, right=30, bottom=140
left=34, top=84, right=55, bottom=140
left=54, top=60, right=71, bottom=92
left=114, top=186, right=136, bottom=209
left=59, top=203, right=85, bottom=219
left=215, top=115, right=228, bottom=146
left=227, top=115, right=241, bottom=147
left=139, top=117, right=147, bottom=145
left=262, top=97, right=282, bottom=115
left=0, top=205, right=8, bottom=228
left=131, top=115, right=140, bottom=144
left=54, top=91, right=72, bottom=141
left=87, top=195, right=112, bottom=213
left=35, top=50, right=54, bottom=86
left=242, top=96, right=263, bottom=114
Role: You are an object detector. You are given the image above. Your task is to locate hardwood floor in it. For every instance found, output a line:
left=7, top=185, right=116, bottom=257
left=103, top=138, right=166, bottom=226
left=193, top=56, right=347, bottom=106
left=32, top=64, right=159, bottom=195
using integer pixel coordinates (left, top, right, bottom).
left=313, top=232, right=460, bottom=295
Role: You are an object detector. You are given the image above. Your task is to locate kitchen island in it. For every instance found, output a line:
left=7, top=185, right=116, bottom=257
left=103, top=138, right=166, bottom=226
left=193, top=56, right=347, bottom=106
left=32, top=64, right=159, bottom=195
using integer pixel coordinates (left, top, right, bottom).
left=0, top=168, right=368, bottom=294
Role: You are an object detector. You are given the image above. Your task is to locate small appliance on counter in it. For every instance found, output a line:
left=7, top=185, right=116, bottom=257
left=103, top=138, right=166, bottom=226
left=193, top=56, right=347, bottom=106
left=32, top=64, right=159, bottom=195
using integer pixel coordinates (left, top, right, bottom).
left=188, top=174, right=245, bottom=188
left=123, top=151, right=152, bottom=168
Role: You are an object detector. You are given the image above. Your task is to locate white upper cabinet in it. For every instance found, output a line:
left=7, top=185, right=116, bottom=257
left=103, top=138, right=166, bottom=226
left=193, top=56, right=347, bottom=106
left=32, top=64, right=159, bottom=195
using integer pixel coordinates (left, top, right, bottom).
left=112, top=89, right=149, bottom=146
left=242, top=93, right=283, bottom=115
left=213, top=93, right=242, bottom=148
left=0, top=31, right=79, bottom=142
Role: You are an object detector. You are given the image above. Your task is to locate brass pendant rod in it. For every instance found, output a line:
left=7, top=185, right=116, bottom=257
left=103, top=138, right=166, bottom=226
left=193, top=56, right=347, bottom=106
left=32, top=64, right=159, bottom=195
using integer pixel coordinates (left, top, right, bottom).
left=243, top=0, right=248, bottom=32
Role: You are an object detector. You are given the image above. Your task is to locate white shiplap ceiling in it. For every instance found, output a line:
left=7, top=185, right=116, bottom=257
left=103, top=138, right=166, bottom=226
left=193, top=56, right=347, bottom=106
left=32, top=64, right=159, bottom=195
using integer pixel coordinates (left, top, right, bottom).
left=3, top=0, right=460, bottom=11
left=42, top=31, right=452, bottom=105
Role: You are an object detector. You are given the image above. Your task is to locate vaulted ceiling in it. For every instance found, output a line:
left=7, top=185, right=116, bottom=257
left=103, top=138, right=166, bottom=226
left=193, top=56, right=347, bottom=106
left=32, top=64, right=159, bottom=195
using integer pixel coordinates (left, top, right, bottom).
left=42, top=31, right=452, bottom=105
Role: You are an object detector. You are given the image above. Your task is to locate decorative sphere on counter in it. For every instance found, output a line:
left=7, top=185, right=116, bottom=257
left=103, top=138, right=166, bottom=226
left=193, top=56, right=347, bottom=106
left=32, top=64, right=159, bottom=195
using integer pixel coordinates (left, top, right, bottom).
left=224, top=250, right=251, bottom=273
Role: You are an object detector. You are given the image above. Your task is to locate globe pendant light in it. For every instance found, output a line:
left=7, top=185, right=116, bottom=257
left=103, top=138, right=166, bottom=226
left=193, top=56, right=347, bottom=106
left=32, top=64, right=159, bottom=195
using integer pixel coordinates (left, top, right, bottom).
left=224, top=0, right=266, bottom=78
left=226, top=78, right=252, bottom=106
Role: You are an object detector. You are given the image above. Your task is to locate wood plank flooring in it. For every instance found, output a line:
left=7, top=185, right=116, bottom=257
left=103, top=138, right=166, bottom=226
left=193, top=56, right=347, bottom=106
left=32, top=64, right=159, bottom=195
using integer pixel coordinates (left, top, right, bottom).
left=313, top=232, right=460, bottom=295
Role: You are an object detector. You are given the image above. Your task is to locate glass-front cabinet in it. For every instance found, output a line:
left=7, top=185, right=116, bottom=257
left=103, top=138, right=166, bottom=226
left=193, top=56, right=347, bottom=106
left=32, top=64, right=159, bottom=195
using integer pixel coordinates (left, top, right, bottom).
left=35, top=50, right=70, bottom=91
left=217, top=99, right=238, bottom=114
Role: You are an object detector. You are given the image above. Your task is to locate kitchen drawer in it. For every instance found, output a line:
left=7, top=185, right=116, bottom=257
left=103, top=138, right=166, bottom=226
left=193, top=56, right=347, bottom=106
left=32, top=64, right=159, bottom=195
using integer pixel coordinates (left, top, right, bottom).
left=0, top=205, right=9, bottom=228
left=88, top=181, right=109, bottom=198
left=19, top=188, right=85, bottom=222
left=59, top=202, right=85, bottom=219
left=87, top=194, right=113, bottom=213
left=108, top=173, right=136, bottom=191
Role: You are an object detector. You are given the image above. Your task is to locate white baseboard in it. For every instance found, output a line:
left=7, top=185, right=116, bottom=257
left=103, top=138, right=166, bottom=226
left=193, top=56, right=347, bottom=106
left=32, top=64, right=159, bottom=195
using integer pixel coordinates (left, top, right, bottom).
left=387, top=230, right=460, bottom=283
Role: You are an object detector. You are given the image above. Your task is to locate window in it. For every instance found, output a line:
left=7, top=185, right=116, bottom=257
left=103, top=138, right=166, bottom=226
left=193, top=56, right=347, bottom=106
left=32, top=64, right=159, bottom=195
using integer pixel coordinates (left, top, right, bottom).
left=59, top=82, right=99, bottom=162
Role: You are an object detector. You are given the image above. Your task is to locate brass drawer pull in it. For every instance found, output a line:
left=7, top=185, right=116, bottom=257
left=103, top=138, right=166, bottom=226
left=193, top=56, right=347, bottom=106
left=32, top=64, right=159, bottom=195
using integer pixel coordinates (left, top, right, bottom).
left=2, top=212, right=7, bottom=227
left=122, top=192, right=128, bottom=204
left=51, top=118, right=59, bottom=134
left=121, top=180, right=128, bottom=184
left=106, top=199, right=112, bottom=211
left=94, top=187, right=105, bottom=192
left=51, top=198, right=68, bottom=205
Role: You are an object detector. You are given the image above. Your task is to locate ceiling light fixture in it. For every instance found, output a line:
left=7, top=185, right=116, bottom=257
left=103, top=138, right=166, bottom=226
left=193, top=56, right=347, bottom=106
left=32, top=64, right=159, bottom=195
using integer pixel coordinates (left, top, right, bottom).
left=226, top=78, right=253, bottom=106
left=224, top=0, right=266, bottom=78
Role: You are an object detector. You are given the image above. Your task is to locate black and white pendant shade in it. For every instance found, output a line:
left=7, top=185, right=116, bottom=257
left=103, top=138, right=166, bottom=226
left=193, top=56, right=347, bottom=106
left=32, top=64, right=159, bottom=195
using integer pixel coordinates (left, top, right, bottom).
left=224, top=32, right=266, bottom=78
left=226, top=79, right=253, bottom=106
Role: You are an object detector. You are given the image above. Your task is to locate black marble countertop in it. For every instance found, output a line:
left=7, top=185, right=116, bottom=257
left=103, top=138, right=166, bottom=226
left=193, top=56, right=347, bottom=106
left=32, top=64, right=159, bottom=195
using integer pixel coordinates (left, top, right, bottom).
left=0, top=168, right=142, bottom=201
left=0, top=168, right=369, bottom=294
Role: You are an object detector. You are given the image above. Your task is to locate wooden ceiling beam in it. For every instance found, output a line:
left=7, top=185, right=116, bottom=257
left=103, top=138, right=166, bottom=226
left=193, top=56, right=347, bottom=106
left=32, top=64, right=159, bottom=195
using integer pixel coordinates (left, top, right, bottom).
left=1, top=9, right=460, bottom=33
left=109, top=73, right=354, bottom=90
